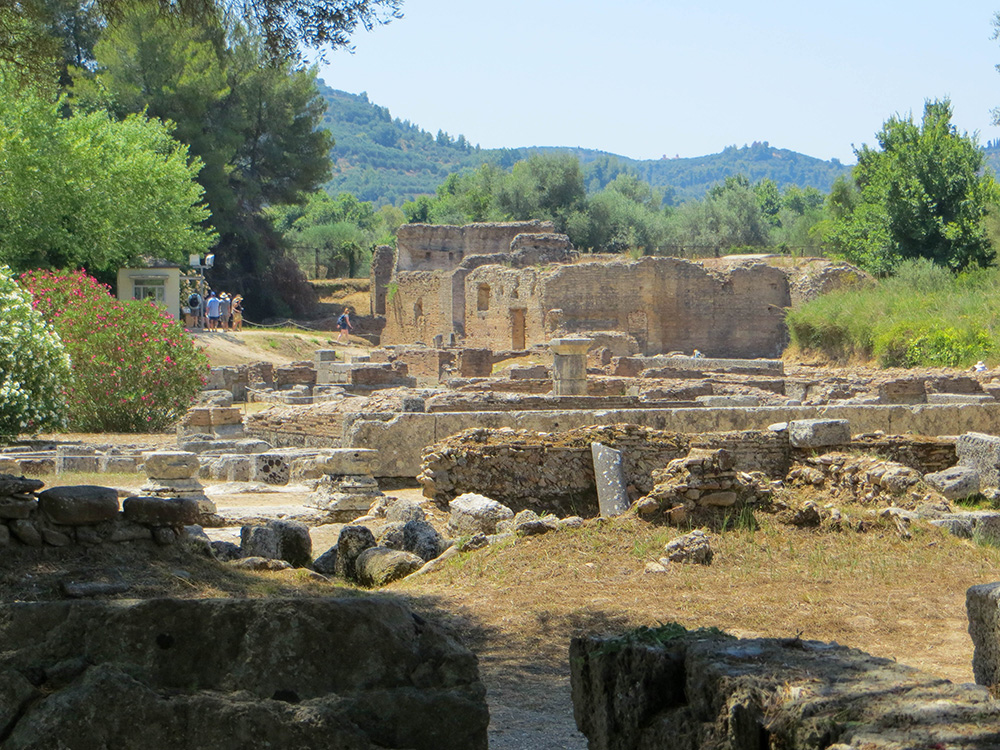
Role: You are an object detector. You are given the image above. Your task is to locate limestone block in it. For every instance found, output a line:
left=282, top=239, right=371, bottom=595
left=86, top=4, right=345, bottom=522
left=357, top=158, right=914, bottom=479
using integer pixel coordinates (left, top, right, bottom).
left=695, top=395, right=762, bottom=407
left=924, top=466, right=980, bottom=501
left=400, top=519, right=446, bottom=561
left=788, top=418, right=851, bottom=448
left=251, top=453, right=290, bottom=485
left=334, top=525, right=376, bottom=581
left=449, top=493, right=514, bottom=536
left=55, top=445, right=98, bottom=473
left=968, top=581, right=1000, bottom=687
left=355, top=547, right=424, bottom=587
left=140, top=478, right=205, bottom=494
left=122, top=496, right=200, bottom=526
left=291, top=449, right=378, bottom=480
left=342, top=412, right=435, bottom=478
left=957, top=432, right=1000, bottom=488
left=17, top=459, right=53, bottom=476
left=926, top=393, right=995, bottom=405
left=312, top=546, right=337, bottom=575
left=38, top=485, right=119, bottom=525
left=98, top=456, right=139, bottom=473
left=184, top=408, right=214, bottom=427
left=142, top=451, right=201, bottom=480
left=209, top=407, right=243, bottom=426
left=197, top=390, right=235, bottom=407
left=240, top=520, right=312, bottom=568
left=386, top=498, right=425, bottom=524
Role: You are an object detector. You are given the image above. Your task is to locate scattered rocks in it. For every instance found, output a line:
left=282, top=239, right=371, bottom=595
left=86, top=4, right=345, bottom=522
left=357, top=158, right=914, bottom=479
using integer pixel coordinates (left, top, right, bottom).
left=661, top=529, right=713, bottom=565
left=448, top=493, right=514, bottom=536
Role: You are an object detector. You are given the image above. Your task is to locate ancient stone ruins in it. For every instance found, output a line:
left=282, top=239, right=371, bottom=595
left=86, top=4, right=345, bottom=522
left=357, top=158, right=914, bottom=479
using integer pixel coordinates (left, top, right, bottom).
left=7, top=223, right=1000, bottom=748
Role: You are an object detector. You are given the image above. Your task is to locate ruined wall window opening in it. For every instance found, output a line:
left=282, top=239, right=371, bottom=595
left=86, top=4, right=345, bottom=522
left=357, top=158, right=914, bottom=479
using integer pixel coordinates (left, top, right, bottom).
left=477, top=284, right=491, bottom=311
left=414, top=298, right=423, bottom=324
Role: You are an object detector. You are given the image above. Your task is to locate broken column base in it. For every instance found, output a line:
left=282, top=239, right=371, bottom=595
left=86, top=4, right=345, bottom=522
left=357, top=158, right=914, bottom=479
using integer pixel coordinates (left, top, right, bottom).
left=306, top=475, right=384, bottom=521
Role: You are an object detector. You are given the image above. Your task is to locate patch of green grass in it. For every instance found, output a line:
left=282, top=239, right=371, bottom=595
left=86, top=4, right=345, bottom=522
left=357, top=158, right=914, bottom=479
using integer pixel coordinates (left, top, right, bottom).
left=786, top=259, right=1000, bottom=367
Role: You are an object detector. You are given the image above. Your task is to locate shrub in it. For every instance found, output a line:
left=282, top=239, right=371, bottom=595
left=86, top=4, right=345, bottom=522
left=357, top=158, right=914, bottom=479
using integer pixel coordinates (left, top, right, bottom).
left=20, top=270, right=209, bottom=432
left=0, top=267, right=71, bottom=440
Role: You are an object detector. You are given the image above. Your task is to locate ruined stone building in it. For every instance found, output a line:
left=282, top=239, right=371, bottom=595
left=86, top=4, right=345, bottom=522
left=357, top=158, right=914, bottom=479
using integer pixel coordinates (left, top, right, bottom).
left=373, top=221, right=859, bottom=358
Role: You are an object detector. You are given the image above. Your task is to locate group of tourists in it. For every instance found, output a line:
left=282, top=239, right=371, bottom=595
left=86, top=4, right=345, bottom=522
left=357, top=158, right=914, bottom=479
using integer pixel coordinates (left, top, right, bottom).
left=189, top=290, right=243, bottom=332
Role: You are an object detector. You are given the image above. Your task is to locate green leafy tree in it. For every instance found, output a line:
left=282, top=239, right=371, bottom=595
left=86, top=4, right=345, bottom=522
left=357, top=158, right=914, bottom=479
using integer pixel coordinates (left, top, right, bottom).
left=0, top=266, right=71, bottom=441
left=832, top=99, right=996, bottom=274
left=0, top=76, right=213, bottom=276
left=72, top=4, right=332, bottom=314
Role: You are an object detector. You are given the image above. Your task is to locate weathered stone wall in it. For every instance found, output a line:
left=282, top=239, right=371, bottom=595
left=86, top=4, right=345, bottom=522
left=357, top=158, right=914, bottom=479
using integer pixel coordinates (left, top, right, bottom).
left=456, top=257, right=791, bottom=356
left=570, top=630, right=1000, bottom=750
left=382, top=270, right=452, bottom=346
left=396, top=221, right=555, bottom=271
left=417, top=426, right=791, bottom=515
left=0, top=598, right=489, bottom=750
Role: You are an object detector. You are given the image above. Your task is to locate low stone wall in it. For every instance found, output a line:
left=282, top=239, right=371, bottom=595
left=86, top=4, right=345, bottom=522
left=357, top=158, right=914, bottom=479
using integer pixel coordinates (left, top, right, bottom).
left=0, top=475, right=200, bottom=550
left=0, top=597, right=488, bottom=750
left=571, top=630, right=1000, bottom=750
left=418, top=426, right=790, bottom=516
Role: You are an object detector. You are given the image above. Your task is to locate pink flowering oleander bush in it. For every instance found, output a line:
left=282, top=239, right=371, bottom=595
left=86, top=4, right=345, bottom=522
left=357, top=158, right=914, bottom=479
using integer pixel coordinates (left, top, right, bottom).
left=0, top=267, right=71, bottom=441
left=20, top=270, right=209, bottom=432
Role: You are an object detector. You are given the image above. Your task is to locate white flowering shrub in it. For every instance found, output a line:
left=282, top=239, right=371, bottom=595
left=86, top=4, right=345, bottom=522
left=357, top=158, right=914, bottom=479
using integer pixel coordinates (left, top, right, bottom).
left=0, top=266, right=71, bottom=441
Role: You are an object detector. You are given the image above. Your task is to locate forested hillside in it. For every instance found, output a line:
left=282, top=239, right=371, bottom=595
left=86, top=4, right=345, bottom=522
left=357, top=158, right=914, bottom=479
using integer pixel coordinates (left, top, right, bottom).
left=319, top=82, right=851, bottom=206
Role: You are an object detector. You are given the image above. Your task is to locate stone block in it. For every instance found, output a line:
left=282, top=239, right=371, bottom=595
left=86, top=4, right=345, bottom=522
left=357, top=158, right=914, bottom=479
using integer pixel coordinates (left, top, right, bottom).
left=926, top=393, right=995, bottom=405
left=956, top=432, right=1000, bottom=488
left=788, top=418, right=851, bottom=448
left=292, top=449, right=378, bottom=480
left=334, top=525, right=377, bottom=581
left=18, top=458, right=54, bottom=476
left=122, top=496, right=201, bottom=526
left=56, top=445, right=98, bottom=474
left=924, top=466, right=980, bottom=501
left=10, top=520, right=42, bottom=546
left=695, top=395, right=762, bottom=407
left=386, top=498, right=426, bottom=524
left=98, top=456, right=139, bottom=474
left=356, top=547, right=424, bottom=587
left=0, top=497, right=37, bottom=519
left=142, top=451, right=201, bottom=480
left=210, top=407, right=243, bottom=426
left=449, top=493, right=514, bottom=536
left=240, top=520, right=312, bottom=568
left=251, top=453, right=290, bottom=485
left=38, top=485, right=120, bottom=525
left=968, top=581, right=1000, bottom=687
left=592, top=443, right=629, bottom=518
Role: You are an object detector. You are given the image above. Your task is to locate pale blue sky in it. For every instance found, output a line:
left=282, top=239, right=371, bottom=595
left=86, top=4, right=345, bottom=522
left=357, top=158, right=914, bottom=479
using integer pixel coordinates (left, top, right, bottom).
left=316, top=1, right=1000, bottom=164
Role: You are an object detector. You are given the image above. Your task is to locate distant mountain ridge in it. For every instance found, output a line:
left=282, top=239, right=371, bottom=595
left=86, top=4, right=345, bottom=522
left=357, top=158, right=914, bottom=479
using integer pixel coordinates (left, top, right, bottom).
left=317, top=81, right=853, bottom=206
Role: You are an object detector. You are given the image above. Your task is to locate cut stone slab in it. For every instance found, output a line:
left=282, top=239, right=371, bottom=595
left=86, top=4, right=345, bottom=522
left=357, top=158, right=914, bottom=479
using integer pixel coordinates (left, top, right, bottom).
left=240, top=520, right=312, bottom=568
left=591, top=442, right=629, bottom=518
left=142, top=452, right=200, bottom=480
left=957, top=432, right=1000, bottom=488
left=923, top=465, right=980, bottom=501
left=355, top=546, right=424, bottom=587
left=306, top=475, right=384, bottom=521
left=37, top=485, right=119, bottom=525
left=788, top=418, right=851, bottom=448
left=926, top=393, right=995, bottom=404
left=334, top=525, right=376, bottom=581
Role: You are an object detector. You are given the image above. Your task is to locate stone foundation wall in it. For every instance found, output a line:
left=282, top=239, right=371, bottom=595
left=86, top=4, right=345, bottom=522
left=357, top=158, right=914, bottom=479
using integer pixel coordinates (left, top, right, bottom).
left=418, top=426, right=790, bottom=516
left=570, top=630, right=999, bottom=750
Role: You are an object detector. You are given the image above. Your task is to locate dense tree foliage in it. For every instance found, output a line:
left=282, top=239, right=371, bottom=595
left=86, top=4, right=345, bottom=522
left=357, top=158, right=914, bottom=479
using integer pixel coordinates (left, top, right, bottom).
left=2, top=0, right=401, bottom=84
left=831, top=99, right=996, bottom=275
left=71, top=4, right=333, bottom=315
left=0, top=75, right=213, bottom=275
left=270, top=190, right=402, bottom=277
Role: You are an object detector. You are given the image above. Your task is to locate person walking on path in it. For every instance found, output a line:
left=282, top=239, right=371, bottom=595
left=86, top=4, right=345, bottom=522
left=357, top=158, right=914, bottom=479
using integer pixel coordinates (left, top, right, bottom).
left=337, top=308, right=353, bottom=343
left=205, top=291, right=221, bottom=332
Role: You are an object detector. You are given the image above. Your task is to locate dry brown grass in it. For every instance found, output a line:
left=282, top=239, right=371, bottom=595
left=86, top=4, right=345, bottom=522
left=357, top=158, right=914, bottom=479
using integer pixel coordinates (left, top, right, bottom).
left=395, top=511, right=1000, bottom=684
